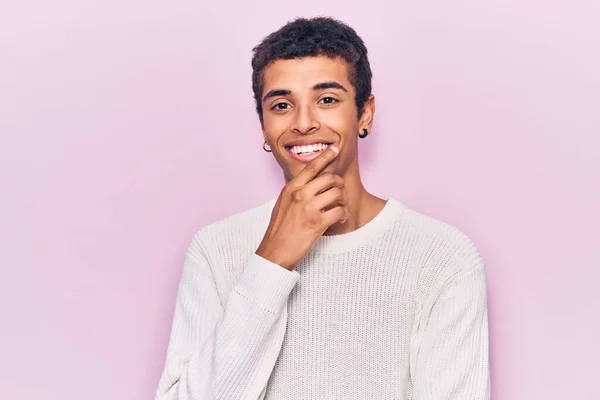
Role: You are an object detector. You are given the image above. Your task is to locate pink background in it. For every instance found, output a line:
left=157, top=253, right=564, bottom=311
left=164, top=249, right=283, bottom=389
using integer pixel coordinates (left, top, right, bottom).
left=1, top=0, right=598, bottom=399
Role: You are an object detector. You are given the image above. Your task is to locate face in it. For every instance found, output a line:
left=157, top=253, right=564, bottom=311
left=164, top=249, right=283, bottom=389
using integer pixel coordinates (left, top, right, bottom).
left=260, top=56, right=374, bottom=183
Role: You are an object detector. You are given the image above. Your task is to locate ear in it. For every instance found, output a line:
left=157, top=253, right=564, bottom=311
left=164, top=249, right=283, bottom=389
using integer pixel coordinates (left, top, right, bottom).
left=359, top=94, right=375, bottom=132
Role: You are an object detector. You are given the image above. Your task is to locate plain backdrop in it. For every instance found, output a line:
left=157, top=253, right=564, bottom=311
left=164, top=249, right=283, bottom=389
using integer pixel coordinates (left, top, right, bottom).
left=1, top=0, right=599, bottom=399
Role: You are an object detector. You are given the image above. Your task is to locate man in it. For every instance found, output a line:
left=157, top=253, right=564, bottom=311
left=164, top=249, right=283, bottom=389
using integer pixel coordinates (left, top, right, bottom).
left=155, top=17, right=490, bottom=400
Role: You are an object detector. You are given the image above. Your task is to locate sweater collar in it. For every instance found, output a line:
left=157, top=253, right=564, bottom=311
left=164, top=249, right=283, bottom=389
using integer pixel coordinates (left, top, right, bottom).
left=265, top=197, right=405, bottom=254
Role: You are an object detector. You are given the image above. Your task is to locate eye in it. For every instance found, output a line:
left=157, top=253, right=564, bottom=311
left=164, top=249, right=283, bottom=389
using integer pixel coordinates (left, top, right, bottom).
left=319, top=97, right=337, bottom=105
left=271, top=102, right=291, bottom=111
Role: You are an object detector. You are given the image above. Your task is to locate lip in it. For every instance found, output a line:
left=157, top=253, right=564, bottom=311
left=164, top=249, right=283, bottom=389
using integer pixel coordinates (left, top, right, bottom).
left=284, top=139, right=333, bottom=147
left=287, top=148, right=330, bottom=163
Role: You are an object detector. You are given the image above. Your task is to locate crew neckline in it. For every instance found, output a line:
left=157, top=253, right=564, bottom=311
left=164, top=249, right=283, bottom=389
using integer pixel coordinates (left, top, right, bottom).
left=265, top=197, right=405, bottom=254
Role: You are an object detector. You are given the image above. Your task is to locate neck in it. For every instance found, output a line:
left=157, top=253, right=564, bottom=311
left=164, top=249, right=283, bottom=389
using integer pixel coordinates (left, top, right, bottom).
left=323, top=164, right=385, bottom=236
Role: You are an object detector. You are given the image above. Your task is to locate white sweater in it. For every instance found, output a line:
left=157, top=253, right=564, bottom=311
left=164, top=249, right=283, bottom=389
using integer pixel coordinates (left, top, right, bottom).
left=155, top=197, right=490, bottom=400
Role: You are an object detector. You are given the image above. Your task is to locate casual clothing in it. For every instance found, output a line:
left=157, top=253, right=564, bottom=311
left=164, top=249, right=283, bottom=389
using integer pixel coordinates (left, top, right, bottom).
left=155, top=197, right=490, bottom=399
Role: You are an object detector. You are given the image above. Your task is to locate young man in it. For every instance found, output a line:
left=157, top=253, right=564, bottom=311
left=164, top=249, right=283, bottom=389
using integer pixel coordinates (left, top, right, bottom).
left=155, top=17, right=490, bottom=400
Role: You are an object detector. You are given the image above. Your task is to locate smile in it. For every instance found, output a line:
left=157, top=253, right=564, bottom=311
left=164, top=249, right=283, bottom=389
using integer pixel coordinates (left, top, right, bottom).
left=286, top=143, right=331, bottom=155
left=284, top=142, right=333, bottom=163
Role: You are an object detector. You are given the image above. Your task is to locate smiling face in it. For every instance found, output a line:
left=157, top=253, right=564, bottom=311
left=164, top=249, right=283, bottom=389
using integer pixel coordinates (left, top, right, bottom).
left=261, top=55, right=374, bottom=183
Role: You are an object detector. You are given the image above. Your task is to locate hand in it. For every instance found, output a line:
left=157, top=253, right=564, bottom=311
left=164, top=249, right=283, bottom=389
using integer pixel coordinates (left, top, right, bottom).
left=255, top=146, right=350, bottom=270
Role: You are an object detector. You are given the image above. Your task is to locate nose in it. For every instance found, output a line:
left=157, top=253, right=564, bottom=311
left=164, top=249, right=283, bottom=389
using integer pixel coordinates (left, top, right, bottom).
left=291, top=103, right=320, bottom=135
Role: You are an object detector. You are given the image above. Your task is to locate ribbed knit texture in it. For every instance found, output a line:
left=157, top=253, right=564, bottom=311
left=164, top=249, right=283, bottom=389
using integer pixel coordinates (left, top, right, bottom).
left=155, top=198, right=490, bottom=400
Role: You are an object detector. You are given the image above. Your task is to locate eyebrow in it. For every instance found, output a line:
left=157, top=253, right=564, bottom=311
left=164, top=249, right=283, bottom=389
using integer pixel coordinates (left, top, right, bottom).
left=313, top=81, right=348, bottom=92
left=262, top=81, right=348, bottom=103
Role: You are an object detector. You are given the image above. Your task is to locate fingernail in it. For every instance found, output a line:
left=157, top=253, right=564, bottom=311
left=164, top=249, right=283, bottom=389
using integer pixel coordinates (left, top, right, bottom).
left=330, top=146, right=339, bottom=154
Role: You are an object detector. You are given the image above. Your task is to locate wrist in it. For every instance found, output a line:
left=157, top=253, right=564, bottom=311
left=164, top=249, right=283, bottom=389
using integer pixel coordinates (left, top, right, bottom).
left=255, top=248, right=294, bottom=270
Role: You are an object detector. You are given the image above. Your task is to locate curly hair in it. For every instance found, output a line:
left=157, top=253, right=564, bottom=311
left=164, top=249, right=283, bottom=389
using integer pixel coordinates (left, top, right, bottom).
left=251, top=17, right=373, bottom=123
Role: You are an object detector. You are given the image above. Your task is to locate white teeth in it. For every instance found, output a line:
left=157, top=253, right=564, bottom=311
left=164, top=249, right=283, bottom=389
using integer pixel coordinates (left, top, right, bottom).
left=288, top=143, right=330, bottom=155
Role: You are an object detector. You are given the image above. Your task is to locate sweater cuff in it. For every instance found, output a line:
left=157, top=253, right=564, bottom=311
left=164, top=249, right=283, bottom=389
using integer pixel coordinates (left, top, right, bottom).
left=233, top=252, right=301, bottom=315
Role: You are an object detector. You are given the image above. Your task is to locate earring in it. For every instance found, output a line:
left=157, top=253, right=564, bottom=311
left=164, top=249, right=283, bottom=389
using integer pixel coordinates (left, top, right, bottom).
left=359, top=128, right=369, bottom=138
left=263, top=141, right=272, bottom=152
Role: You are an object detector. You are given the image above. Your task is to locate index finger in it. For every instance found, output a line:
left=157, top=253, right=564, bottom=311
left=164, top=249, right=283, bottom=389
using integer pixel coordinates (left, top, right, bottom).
left=292, top=145, right=340, bottom=186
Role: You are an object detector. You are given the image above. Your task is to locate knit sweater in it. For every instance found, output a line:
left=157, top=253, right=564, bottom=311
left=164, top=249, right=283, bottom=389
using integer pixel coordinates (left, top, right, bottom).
left=155, top=197, right=490, bottom=400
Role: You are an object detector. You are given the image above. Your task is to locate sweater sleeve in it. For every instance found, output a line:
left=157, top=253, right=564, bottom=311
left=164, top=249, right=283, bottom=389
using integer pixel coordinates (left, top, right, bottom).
left=155, top=236, right=300, bottom=400
left=411, top=263, right=491, bottom=400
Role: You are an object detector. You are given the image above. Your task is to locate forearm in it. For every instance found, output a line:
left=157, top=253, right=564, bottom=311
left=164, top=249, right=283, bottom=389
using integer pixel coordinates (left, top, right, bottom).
left=156, top=252, right=300, bottom=400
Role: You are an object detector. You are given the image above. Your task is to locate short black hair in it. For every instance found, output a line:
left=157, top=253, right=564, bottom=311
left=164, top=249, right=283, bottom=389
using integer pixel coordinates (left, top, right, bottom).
left=251, top=17, right=372, bottom=124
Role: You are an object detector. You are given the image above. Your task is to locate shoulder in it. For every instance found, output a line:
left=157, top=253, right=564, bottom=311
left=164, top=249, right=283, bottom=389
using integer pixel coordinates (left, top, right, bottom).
left=397, top=202, right=485, bottom=296
left=408, top=206, right=481, bottom=262
left=186, top=198, right=276, bottom=260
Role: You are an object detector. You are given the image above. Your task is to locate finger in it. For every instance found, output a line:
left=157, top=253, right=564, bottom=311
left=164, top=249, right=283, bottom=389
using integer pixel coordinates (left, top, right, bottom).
left=291, top=145, right=339, bottom=186
left=313, top=187, right=347, bottom=211
left=304, top=172, right=345, bottom=196
left=321, top=205, right=350, bottom=227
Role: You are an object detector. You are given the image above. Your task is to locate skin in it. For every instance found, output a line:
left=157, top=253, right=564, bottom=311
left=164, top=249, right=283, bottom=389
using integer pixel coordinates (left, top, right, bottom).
left=260, top=55, right=386, bottom=236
